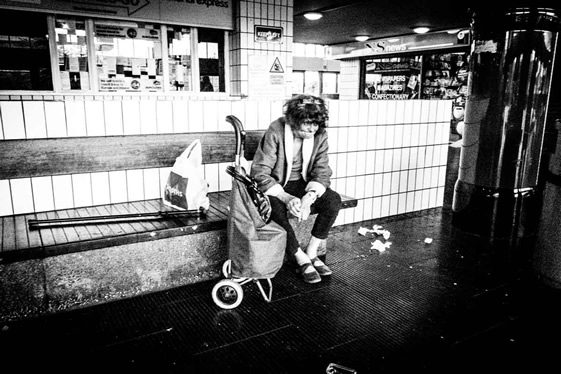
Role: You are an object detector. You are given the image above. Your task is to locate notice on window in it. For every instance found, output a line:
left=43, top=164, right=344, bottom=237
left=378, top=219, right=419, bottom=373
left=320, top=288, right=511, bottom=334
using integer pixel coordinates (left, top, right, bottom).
left=248, top=55, right=286, bottom=98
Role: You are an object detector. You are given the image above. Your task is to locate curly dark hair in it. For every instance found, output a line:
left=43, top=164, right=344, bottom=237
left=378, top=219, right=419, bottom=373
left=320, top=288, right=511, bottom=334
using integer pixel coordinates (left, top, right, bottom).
left=284, top=94, right=329, bottom=131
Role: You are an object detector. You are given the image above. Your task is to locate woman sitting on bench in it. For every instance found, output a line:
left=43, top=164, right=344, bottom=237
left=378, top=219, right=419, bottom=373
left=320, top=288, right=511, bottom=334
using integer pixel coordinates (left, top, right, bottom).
left=250, top=94, right=341, bottom=284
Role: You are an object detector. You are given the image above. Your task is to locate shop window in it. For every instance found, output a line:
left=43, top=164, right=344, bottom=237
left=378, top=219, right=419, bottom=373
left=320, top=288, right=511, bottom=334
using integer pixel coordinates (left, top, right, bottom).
left=362, top=56, right=421, bottom=100
left=55, top=17, right=89, bottom=90
left=304, top=71, right=320, bottom=96
left=167, top=26, right=192, bottom=91
left=322, top=72, right=338, bottom=95
left=421, top=52, right=469, bottom=100
left=94, top=21, right=163, bottom=93
left=0, top=9, right=52, bottom=90
left=198, top=28, right=224, bottom=92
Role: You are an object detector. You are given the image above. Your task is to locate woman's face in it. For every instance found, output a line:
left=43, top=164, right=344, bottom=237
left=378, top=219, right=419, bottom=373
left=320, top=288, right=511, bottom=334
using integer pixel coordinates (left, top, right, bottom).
left=294, top=119, right=319, bottom=139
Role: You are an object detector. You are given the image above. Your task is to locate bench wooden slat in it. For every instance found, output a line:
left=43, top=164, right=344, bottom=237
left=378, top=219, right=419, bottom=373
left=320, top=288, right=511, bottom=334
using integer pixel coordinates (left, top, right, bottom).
left=75, top=208, right=105, bottom=240
left=44, top=211, right=70, bottom=245
left=1, top=216, right=16, bottom=251
left=0, top=131, right=265, bottom=179
left=25, top=213, right=43, bottom=248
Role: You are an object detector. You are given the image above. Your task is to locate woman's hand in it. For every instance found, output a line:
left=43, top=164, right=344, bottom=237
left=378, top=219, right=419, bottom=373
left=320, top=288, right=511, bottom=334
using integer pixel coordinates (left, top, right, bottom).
left=278, top=192, right=301, bottom=218
left=299, top=191, right=317, bottom=221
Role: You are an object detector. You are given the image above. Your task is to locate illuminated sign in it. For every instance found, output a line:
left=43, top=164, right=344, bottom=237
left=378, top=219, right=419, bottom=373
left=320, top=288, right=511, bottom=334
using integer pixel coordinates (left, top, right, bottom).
left=254, top=26, right=283, bottom=43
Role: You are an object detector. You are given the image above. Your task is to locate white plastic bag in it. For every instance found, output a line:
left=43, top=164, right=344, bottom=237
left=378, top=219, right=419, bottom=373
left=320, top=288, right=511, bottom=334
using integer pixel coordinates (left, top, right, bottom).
left=163, top=139, right=210, bottom=211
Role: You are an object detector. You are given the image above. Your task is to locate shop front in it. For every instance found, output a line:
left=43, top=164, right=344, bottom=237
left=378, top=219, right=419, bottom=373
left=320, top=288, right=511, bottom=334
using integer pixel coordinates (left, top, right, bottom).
left=0, top=0, right=232, bottom=94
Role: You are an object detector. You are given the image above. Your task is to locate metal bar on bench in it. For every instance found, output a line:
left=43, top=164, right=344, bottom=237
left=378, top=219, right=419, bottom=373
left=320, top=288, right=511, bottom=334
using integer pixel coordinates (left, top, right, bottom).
left=28, top=208, right=206, bottom=230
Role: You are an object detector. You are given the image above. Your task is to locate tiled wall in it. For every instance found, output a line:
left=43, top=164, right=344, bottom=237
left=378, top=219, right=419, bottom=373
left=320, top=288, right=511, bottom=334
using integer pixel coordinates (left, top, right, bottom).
left=0, top=96, right=451, bottom=227
left=230, top=0, right=293, bottom=97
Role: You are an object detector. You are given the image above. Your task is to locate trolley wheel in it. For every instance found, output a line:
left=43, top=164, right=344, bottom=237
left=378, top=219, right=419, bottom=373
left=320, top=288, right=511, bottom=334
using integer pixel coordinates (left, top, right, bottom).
left=222, top=259, right=232, bottom=278
left=212, top=279, right=243, bottom=309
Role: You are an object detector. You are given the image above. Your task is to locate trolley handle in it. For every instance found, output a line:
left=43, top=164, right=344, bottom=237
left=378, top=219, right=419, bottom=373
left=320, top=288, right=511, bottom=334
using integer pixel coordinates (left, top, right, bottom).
left=225, top=115, right=246, bottom=160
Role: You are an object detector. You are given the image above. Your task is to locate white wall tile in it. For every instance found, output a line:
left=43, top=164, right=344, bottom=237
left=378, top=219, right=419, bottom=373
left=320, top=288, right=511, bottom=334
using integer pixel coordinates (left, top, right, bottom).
left=392, top=149, right=401, bottom=171
left=395, top=101, right=405, bottom=124
left=52, top=175, right=74, bottom=210
left=426, top=123, right=436, bottom=145
left=363, top=197, right=373, bottom=220
left=71, top=173, right=92, bottom=208
left=390, top=171, right=400, bottom=194
left=109, top=170, right=127, bottom=203
left=394, top=125, right=403, bottom=148
left=337, top=126, right=348, bottom=152
left=423, top=167, right=432, bottom=189
left=156, top=100, right=174, bottom=134
left=1, top=101, right=26, bottom=139
left=126, top=169, right=145, bottom=201
left=374, top=150, right=384, bottom=173
left=400, top=148, right=410, bottom=170
left=355, top=175, right=365, bottom=199
left=31, top=176, right=54, bottom=212
left=139, top=99, right=158, bottom=134
left=402, top=124, right=412, bottom=147
left=380, top=195, right=390, bottom=217
left=0, top=180, right=13, bottom=216
left=357, top=126, right=368, bottom=151
left=353, top=200, right=364, bottom=222
left=104, top=100, right=124, bottom=136
left=91, top=172, right=111, bottom=205
left=425, top=146, right=434, bottom=168
left=365, top=150, right=375, bottom=173
left=398, top=192, right=407, bottom=215
left=419, top=123, right=428, bottom=145
left=337, top=100, right=349, bottom=126
left=202, top=101, right=219, bottom=131
left=172, top=100, right=189, bottom=133
left=216, top=101, right=232, bottom=132
left=381, top=173, right=391, bottom=196
left=143, top=168, right=161, bottom=199
left=347, top=126, right=358, bottom=152
left=389, top=194, right=398, bottom=216
left=123, top=99, right=141, bottom=135
left=365, top=174, right=374, bottom=198
left=415, top=169, right=424, bottom=190
left=44, top=101, right=67, bottom=138
left=188, top=101, right=204, bottom=132
left=414, top=190, right=423, bottom=211
left=327, top=100, right=339, bottom=127
left=407, top=170, right=417, bottom=191
left=65, top=100, right=87, bottom=137
left=348, top=101, right=359, bottom=126
left=382, top=149, right=393, bottom=172
left=385, top=101, right=397, bottom=124
left=85, top=99, right=105, bottom=136
left=372, top=197, right=381, bottom=219
left=346, top=152, right=357, bottom=176
left=406, top=191, right=415, bottom=212
left=337, top=153, right=347, bottom=177
left=10, top=178, right=34, bottom=214
left=374, top=126, right=385, bottom=149
left=23, top=101, right=47, bottom=139
left=356, top=151, right=366, bottom=175
left=329, top=128, right=339, bottom=153
left=399, top=171, right=408, bottom=193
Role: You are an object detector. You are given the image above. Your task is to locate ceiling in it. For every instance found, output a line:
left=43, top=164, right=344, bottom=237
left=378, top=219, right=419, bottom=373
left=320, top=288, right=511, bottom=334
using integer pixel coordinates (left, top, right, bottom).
left=292, top=0, right=474, bottom=46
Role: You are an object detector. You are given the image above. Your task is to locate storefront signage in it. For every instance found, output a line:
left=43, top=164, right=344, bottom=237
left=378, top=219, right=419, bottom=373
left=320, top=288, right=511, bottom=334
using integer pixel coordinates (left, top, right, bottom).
left=332, top=30, right=470, bottom=59
left=254, top=26, right=282, bottom=43
left=0, top=0, right=233, bottom=29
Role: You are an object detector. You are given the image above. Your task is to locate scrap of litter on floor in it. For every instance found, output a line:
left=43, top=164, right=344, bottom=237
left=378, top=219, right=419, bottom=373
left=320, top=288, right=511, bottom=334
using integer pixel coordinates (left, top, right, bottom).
left=357, top=224, right=392, bottom=253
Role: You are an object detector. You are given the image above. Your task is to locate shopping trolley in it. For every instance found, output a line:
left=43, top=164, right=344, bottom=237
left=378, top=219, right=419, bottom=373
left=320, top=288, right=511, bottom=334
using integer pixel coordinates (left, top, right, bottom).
left=211, top=115, right=286, bottom=309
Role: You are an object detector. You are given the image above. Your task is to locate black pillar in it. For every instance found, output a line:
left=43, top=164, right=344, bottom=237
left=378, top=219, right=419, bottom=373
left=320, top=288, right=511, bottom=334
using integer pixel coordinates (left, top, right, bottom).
left=452, top=6, right=560, bottom=241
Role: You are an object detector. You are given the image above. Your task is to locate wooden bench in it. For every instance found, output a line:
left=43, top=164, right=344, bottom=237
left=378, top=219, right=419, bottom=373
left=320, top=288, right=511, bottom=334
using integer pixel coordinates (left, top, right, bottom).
left=0, top=119, right=357, bottom=322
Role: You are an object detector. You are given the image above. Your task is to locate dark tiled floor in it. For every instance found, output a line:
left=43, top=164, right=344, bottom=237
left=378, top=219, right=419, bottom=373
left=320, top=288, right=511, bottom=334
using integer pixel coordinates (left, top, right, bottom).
left=2, top=147, right=561, bottom=373
left=2, top=208, right=561, bottom=374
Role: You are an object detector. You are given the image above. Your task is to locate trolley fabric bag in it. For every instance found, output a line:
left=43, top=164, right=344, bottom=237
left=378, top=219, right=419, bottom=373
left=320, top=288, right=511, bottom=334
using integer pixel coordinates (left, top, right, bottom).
left=228, top=177, right=286, bottom=279
left=163, top=139, right=210, bottom=211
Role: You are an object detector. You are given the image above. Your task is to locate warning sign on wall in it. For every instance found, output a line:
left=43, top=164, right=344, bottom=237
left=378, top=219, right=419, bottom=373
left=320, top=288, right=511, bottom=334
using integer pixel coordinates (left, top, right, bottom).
left=270, top=57, right=284, bottom=73
left=248, top=55, right=286, bottom=98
